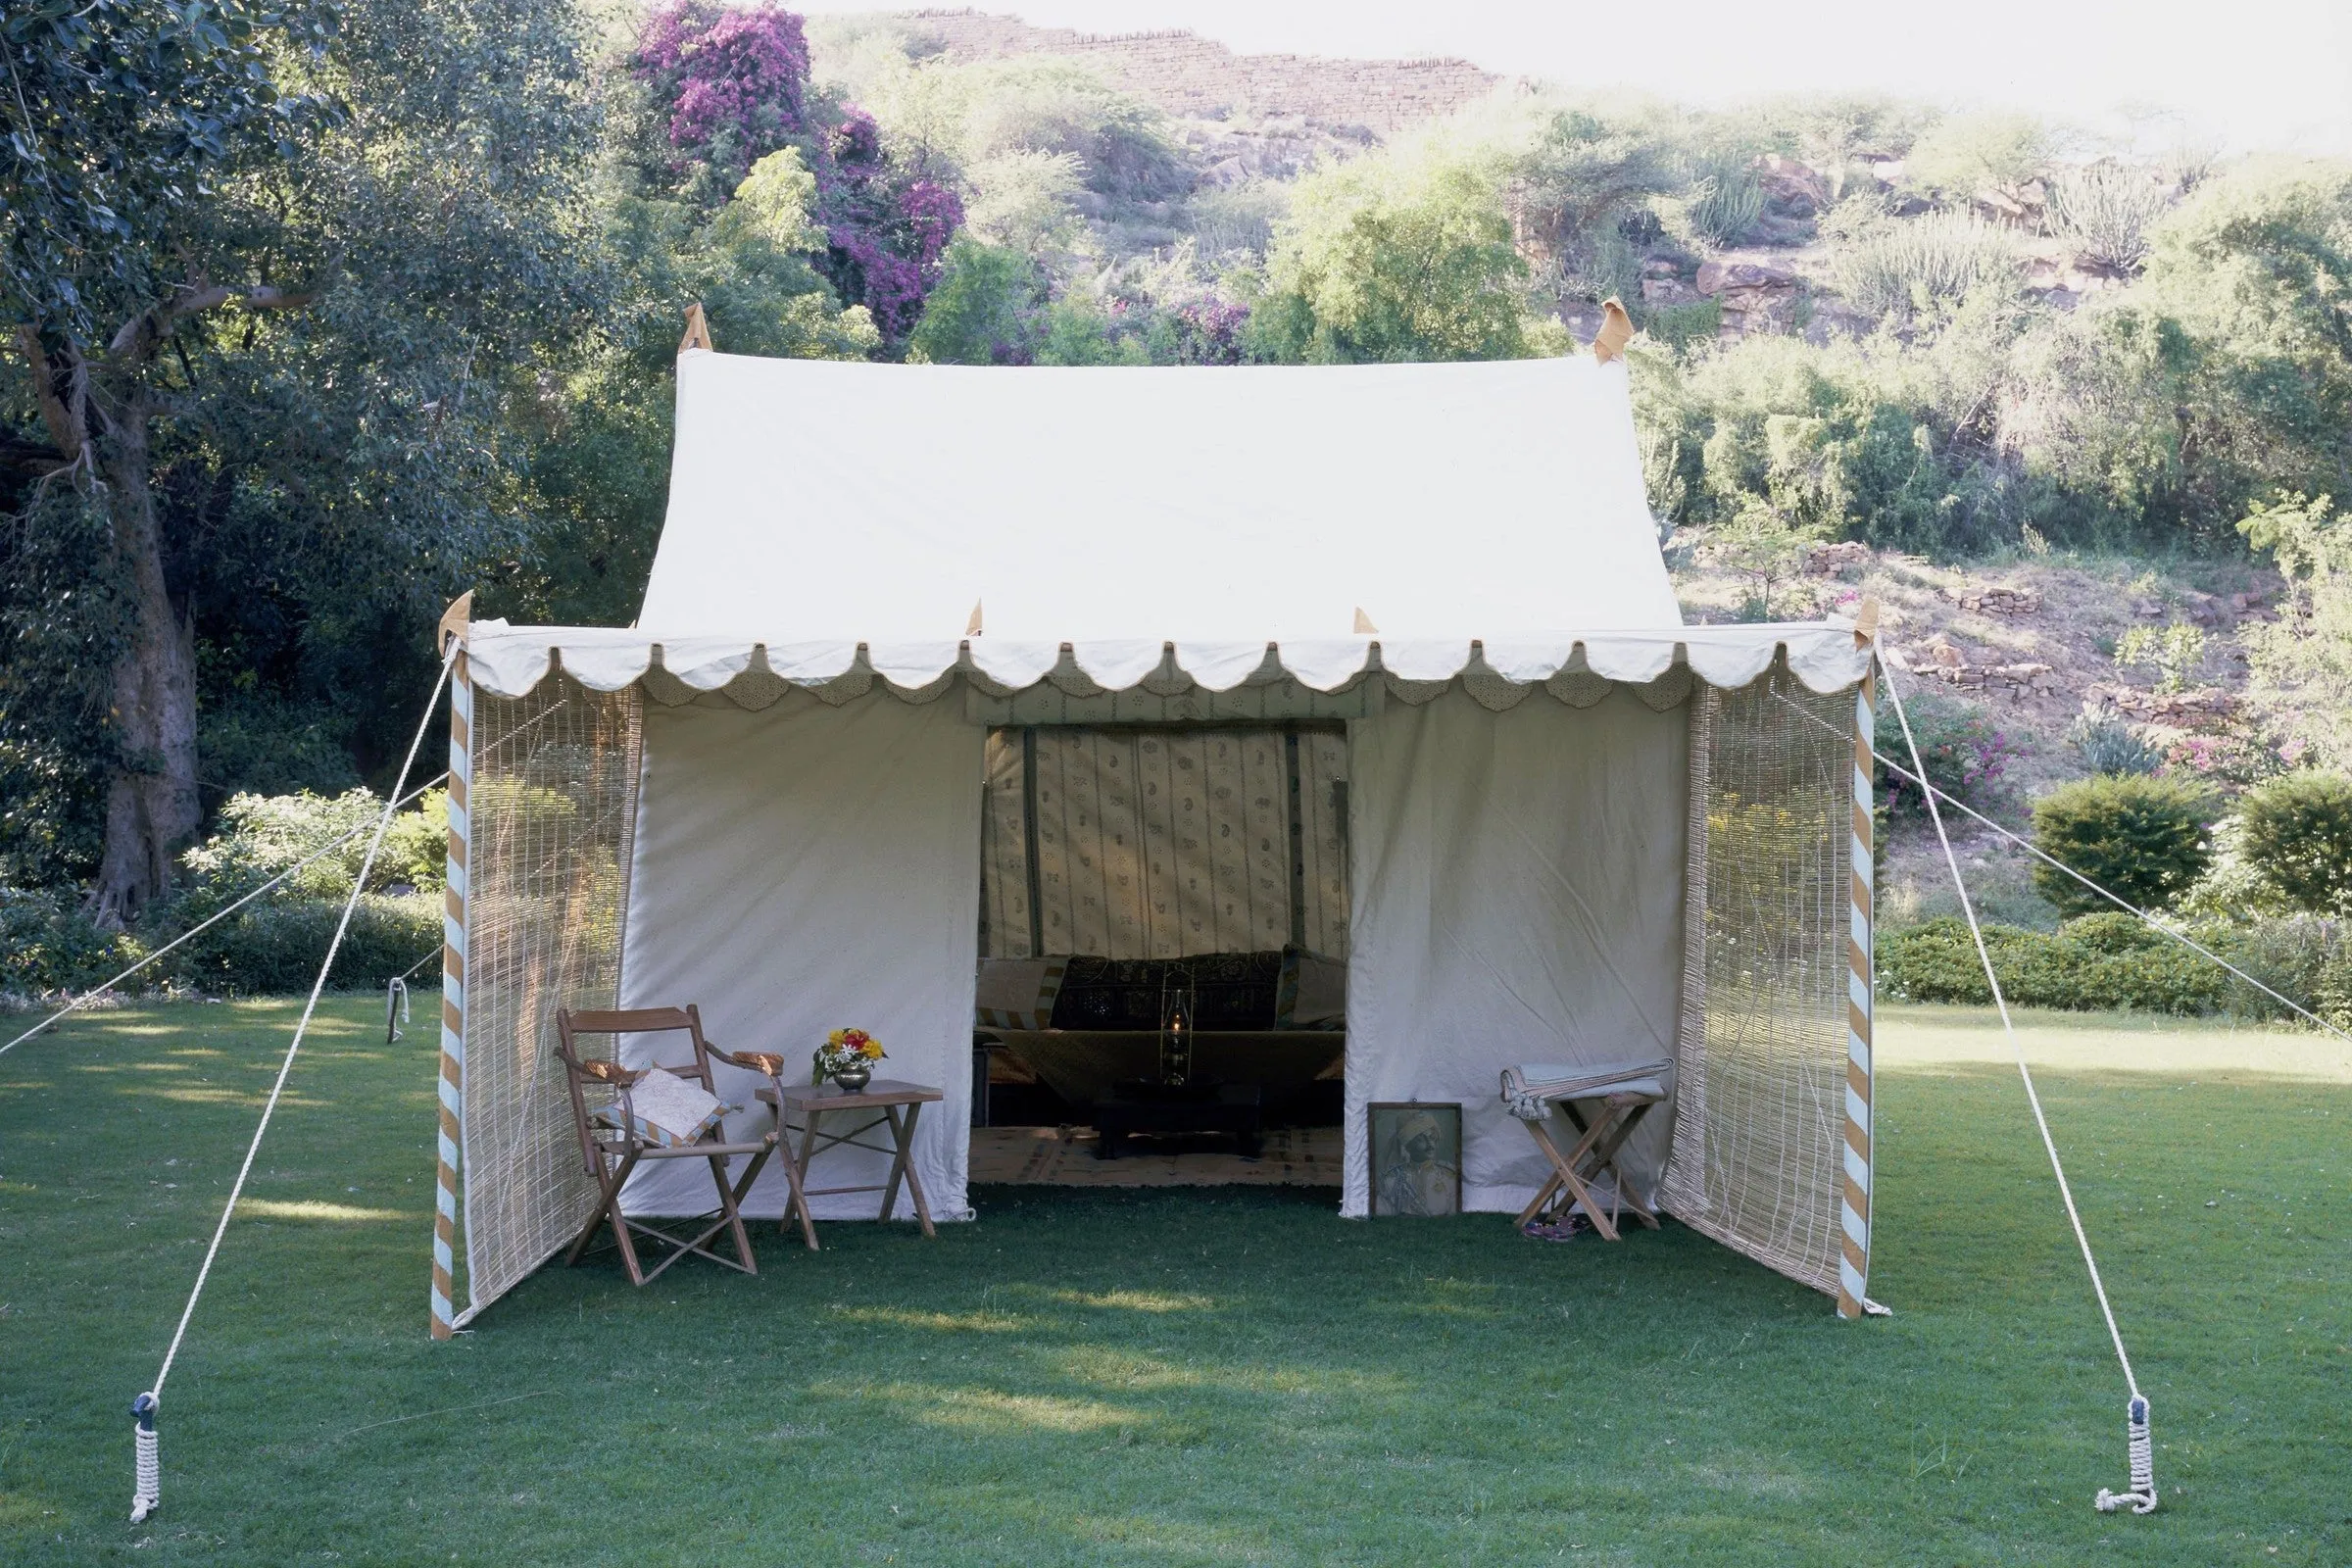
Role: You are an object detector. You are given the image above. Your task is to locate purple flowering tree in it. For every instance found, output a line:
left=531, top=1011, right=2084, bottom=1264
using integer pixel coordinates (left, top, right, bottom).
left=630, top=2, right=962, bottom=345
left=632, top=1, right=810, bottom=179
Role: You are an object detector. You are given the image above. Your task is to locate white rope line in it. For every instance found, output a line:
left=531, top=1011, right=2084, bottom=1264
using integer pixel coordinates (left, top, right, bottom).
left=129, top=644, right=457, bottom=1522
left=1882, top=660, right=2156, bottom=1513
left=0, top=772, right=449, bottom=1061
left=1769, top=686, right=2352, bottom=1048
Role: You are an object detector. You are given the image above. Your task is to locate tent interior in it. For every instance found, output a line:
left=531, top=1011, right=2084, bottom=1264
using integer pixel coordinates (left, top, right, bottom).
left=971, top=722, right=1354, bottom=1154
left=435, top=347, right=1881, bottom=1332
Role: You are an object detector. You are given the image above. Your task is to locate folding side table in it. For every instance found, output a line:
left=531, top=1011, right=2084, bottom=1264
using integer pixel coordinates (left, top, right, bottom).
left=754, top=1078, right=943, bottom=1250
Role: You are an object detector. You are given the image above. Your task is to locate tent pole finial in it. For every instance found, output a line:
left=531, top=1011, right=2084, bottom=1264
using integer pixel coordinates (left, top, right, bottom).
left=437, top=591, right=472, bottom=656
left=1592, top=299, right=1634, bottom=365
left=680, top=303, right=713, bottom=355
left=1851, top=595, right=1880, bottom=648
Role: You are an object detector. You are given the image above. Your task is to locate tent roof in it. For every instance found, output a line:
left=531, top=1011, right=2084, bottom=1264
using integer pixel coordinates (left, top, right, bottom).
left=465, top=349, right=1874, bottom=702
left=639, top=351, right=1684, bottom=643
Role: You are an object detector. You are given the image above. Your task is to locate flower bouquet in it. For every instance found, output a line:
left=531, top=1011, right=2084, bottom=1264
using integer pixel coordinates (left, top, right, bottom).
left=812, top=1027, right=886, bottom=1091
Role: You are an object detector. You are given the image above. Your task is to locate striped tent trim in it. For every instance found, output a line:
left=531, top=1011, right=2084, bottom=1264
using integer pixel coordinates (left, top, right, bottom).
left=1838, top=657, right=1876, bottom=1318
left=431, top=620, right=472, bottom=1341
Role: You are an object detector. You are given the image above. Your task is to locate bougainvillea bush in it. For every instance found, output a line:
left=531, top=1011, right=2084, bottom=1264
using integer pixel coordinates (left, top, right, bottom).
left=629, top=2, right=961, bottom=342
left=1874, top=689, right=2027, bottom=821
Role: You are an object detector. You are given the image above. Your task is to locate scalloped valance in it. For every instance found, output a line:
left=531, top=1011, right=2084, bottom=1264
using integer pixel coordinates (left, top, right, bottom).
left=462, top=620, right=1874, bottom=706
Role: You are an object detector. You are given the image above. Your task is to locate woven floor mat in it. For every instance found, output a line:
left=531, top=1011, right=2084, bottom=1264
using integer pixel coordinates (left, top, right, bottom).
left=968, top=1124, right=1342, bottom=1187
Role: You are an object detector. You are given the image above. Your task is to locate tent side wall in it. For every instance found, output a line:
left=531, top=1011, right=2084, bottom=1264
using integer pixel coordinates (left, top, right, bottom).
left=1659, top=663, right=1869, bottom=1302
left=452, top=670, right=645, bottom=1326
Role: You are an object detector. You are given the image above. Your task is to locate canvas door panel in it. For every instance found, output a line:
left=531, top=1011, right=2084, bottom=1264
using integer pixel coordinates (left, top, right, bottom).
left=618, top=691, right=982, bottom=1221
left=1342, top=690, right=1688, bottom=1217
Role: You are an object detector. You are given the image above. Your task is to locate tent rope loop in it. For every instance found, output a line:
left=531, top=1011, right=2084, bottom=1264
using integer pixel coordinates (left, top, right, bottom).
left=2095, top=1396, right=2159, bottom=1515
left=129, top=1393, right=160, bottom=1524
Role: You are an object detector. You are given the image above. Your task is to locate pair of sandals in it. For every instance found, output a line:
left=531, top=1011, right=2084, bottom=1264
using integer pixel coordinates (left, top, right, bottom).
left=1520, top=1211, right=1591, bottom=1244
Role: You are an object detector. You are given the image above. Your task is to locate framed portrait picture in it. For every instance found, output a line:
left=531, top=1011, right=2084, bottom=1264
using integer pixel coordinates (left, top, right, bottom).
left=1367, top=1102, right=1463, bottom=1217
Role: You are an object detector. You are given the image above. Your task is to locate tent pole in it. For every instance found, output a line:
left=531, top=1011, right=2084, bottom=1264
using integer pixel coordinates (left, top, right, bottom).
left=1838, top=603, right=1880, bottom=1320
left=1021, top=728, right=1044, bottom=957
left=431, top=593, right=473, bottom=1341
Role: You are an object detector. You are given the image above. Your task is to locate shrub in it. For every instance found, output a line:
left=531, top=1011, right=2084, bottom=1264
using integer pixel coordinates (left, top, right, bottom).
left=163, top=894, right=442, bottom=996
left=2068, top=712, right=2161, bottom=776
left=2114, top=621, right=2206, bottom=694
left=2237, top=771, right=2352, bottom=915
left=178, top=788, right=443, bottom=909
left=2211, top=913, right=2342, bottom=1019
left=1831, top=213, right=2018, bottom=319
left=1879, top=913, right=2229, bottom=1012
left=1682, top=156, right=1764, bottom=247
left=0, top=886, right=145, bottom=998
left=1876, top=690, right=2024, bottom=820
left=2030, top=774, right=2216, bottom=914
left=2047, top=160, right=2174, bottom=272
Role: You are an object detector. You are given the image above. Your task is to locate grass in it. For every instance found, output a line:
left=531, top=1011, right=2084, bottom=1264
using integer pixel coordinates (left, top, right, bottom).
left=0, top=998, right=2345, bottom=1565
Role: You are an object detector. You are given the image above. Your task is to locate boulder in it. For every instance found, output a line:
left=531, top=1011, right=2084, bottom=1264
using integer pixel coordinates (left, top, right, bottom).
left=1754, top=155, right=1831, bottom=219
left=1804, top=540, right=1873, bottom=575
left=1641, top=275, right=1700, bottom=305
left=1695, top=260, right=1800, bottom=336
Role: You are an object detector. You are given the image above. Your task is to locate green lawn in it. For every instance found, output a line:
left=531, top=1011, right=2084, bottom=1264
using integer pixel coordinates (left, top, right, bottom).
left=0, top=1000, right=2343, bottom=1565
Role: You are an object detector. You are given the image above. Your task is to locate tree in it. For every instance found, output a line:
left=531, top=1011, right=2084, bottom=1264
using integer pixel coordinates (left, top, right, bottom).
left=2129, top=162, right=2352, bottom=529
left=1703, top=500, right=1820, bottom=619
left=906, top=237, right=1044, bottom=365
left=1904, top=114, right=2051, bottom=208
left=1250, top=141, right=1560, bottom=365
left=1510, top=111, right=1673, bottom=303
left=3, top=0, right=339, bottom=921
left=2238, top=491, right=2352, bottom=770
left=625, top=2, right=960, bottom=347
left=2, top=0, right=606, bottom=920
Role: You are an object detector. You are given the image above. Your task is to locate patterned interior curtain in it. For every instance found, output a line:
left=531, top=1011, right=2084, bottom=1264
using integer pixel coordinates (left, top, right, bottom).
left=980, top=725, right=1349, bottom=960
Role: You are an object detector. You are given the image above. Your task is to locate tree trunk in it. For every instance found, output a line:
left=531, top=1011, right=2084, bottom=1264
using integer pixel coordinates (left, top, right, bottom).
left=88, top=397, right=201, bottom=927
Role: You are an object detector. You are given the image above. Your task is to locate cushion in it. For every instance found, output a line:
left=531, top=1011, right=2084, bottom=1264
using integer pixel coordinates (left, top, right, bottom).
left=603, top=1069, right=726, bottom=1149
left=1275, top=945, right=1347, bottom=1030
left=1049, top=953, right=1283, bottom=1031
left=975, top=956, right=1068, bottom=1030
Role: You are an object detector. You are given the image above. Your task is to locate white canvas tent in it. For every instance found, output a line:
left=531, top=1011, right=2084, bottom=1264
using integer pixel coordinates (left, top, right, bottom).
left=429, top=347, right=1882, bottom=1337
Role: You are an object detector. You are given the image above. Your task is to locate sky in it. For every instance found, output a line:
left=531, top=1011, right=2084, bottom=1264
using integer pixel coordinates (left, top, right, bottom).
left=971, top=0, right=2352, bottom=155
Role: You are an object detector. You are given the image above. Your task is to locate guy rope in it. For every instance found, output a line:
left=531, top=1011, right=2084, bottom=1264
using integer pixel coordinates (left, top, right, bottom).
left=0, top=773, right=448, bottom=1062
left=126, top=638, right=460, bottom=1525
left=1881, top=660, right=2160, bottom=1515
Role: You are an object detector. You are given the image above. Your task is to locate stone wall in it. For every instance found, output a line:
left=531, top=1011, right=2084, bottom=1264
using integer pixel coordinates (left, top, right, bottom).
left=896, top=9, right=1500, bottom=134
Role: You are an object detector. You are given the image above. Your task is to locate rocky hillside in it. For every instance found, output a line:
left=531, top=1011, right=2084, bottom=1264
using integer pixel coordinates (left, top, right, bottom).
left=1676, top=548, right=2289, bottom=926
left=890, top=10, right=1499, bottom=135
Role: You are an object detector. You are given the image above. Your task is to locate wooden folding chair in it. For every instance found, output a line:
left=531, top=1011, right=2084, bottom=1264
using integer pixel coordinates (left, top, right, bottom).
left=555, top=1005, right=776, bottom=1286
left=1502, top=1061, right=1670, bottom=1243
